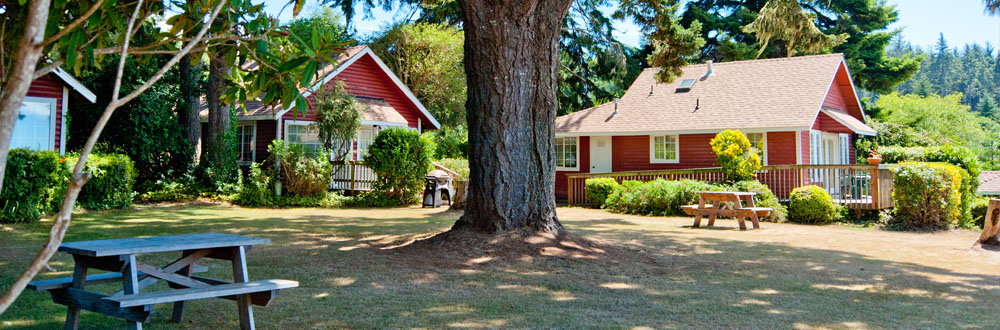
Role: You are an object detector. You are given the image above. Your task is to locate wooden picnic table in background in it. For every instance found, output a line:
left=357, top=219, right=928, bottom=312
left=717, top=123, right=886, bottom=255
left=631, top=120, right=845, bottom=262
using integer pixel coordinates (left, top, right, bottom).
left=28, top=233, right=297, bottom=330
left=682, top=192, right=771, bottom=230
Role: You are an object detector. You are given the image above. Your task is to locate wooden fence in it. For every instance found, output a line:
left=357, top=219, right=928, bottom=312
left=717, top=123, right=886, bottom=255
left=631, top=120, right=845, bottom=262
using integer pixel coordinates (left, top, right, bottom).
left=566, top=164, right=894, bottom=210
left=330, top=162, right=376, bottom=192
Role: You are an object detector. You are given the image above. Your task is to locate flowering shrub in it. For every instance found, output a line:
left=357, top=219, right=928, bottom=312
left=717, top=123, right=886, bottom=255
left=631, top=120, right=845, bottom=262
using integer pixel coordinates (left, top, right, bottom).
left=710, top=130, right=761, bottom=182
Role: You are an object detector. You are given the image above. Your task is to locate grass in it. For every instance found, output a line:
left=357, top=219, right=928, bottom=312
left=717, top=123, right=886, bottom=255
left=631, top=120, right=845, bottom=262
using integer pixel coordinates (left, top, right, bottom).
left=0, top=203, right=997, bottom=329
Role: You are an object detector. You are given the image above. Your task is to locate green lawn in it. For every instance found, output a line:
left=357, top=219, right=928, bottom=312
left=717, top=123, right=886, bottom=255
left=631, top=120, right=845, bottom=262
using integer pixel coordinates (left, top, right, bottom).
left=1, top=203, right=997, bottom=329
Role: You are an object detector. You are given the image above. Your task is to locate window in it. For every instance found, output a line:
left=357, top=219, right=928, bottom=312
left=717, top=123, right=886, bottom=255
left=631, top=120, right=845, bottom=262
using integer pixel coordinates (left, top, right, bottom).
left=236, top=123, right=256, bottom=164
left=650, top=135, right=679, bottom=163
left=676, top=79, right=696, bottom=92
left=555, top=137, right=578, bottom=171
left=286, top=122, right=322, bottom=155
left=11, top=97, right=56, bottom=151
left=745, top=132, right=766, bottom=165
left=809, top=130, right=823, bottom=181
left=354, top=127, right=375, bottom=160
left=839, top=133, right=850, bottom=164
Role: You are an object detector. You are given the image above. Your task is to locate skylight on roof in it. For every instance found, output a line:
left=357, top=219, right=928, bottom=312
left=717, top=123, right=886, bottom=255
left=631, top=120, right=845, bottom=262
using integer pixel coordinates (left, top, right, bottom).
left=676, top=79, right=696, bottom=92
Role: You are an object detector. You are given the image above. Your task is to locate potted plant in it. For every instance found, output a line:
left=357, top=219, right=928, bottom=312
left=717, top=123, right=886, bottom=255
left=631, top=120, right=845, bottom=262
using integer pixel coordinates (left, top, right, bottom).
left=867, top=150, right=882, bottom=166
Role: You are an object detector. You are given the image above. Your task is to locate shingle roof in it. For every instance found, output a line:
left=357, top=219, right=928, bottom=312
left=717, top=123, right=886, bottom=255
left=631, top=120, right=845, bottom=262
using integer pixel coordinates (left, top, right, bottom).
left=555, top=54, right=860, bottom=134
left=356, top=97, right=407, bottom=125
left=979, top=171, right=1000, bottom=195
left=198, top=45, right=369, bottom=119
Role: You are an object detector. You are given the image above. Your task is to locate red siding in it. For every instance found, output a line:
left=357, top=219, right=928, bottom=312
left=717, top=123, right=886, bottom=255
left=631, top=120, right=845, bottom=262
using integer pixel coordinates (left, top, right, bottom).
left=609, top=134, right=717, bottom=172
left=254, top=120, right=277, bottom=162
left=555, top=136, right=590, bottom=200
left=282, top=54, right=429, bottom=130
left=801, top=131, right=811, bottom=165
left=25, top=74, right=65, bottom=152
left=766, top=132, right=797, bottom=165
left=823, top=62, right=865, bottom=120
left=812, top=112, right=853, bottom=133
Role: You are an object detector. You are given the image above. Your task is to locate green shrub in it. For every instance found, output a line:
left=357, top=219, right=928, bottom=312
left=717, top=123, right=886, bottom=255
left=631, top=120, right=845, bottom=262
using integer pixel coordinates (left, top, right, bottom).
left=971, top=197, right=993, bottom=229
left=788, top=185, right=840, bottom=225
left=879, top=145, right=981, bottom=187
left=0, top=149, right=69, bottom=223
left=231, top=163, right=275, bottom=207
left=710, top=130, right=761, bottom=182
left=435, top=158, right=469, bottom=180
left=426, top=126, right=468, bottom=159
left=890, top=162, right=969, bottom=230
left=605, top=179, right=721, bottom=216
left=585, top=178, right=619, bottom=207
left=76, top=153, right=136, bottom=210
left=137, top=179, right=197, bottom=203
left=726, top=180, right=787, bottom=222
left=366, top=128, right=433, bottom=205
left=269, top=140, right=333, bottom=197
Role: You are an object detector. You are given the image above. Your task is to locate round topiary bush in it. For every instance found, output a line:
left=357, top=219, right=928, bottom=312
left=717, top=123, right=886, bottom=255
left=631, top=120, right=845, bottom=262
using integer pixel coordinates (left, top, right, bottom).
left=788, top=185, right=839, bottom=225
left=585, top=177, right=619, bottom=208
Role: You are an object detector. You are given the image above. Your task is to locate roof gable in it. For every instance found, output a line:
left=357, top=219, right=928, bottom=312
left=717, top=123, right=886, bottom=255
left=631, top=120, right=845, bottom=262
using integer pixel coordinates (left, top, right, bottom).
left=556, top=54, right=853, bottom=135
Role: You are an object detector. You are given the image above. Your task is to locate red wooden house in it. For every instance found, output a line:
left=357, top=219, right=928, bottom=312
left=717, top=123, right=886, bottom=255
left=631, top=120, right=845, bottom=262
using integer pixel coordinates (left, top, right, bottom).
left=200, top=45, right=440, bottom=166
left=15, top=68, right=97, bottom=155
left=554, top=54, right=876, bottom=200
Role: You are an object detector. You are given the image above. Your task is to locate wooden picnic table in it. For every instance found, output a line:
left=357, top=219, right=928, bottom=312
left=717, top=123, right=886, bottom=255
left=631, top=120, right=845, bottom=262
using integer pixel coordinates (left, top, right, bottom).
left=681, top=191, right=771, bottom=230
left=28, top=233, right=298, bottom=330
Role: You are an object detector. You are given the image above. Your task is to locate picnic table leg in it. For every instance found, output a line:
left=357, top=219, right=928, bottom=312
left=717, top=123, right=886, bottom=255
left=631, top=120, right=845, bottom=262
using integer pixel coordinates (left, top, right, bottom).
left=707, top=202, right=719, bottom=227
left=170, top=250, right=196, bottom=322
left=744, top=196, right=760, bottom=229
left=64, top=256, right=88, bottom=330
left=693, top=197, right=706, bottom=228
left=122, top=254, right=143, bottom=330
left=232, top=246, right=255, bottom=330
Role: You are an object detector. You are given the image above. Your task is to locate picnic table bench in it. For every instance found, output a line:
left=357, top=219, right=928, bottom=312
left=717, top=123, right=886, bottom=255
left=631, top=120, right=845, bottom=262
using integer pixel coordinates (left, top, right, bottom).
left=28, top=233, right=297, bottom=330
left=681, top=192, right=771, bottom=230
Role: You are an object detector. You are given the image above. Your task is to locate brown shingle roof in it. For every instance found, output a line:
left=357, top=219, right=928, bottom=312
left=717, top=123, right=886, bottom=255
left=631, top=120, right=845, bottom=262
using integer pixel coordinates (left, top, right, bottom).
left=356, top=97, right=407, bottom=125
left=198, top=45, right=369, bottom=119
left=555, top=54, right=854, bottom=134
left=979, top=171, right=1000, bottom=195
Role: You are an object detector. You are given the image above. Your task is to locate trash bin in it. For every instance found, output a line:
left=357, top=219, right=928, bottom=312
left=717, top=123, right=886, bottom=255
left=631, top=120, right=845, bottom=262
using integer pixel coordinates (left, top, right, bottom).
left=422, top=170, right=454, bottom=208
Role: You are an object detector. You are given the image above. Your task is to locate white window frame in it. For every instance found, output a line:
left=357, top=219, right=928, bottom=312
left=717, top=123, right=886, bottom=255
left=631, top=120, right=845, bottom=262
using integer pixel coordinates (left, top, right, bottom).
left=236, top=122, right=257, bottom=165
left=555, top=136, right=580, bottom=171
left=744, top=132, right=768, bottom=165
left=839, top=133, right=850, bottom=165
left=809, top=130, right=823, bottom=181
left=649, top=134, right=680, bottom=164
left=283, top=120, right=323, bottom=155
left=12, top=96, right=58, bottom=152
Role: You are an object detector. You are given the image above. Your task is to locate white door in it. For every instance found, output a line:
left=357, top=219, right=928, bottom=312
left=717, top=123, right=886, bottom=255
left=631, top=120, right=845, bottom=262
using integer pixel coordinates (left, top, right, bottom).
left=589, top=136, right=612, bottom=173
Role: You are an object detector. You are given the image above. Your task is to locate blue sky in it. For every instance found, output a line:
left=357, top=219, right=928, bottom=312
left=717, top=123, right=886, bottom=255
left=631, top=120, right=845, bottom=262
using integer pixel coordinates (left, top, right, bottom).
left=264, top=0, right=1000, bottom=51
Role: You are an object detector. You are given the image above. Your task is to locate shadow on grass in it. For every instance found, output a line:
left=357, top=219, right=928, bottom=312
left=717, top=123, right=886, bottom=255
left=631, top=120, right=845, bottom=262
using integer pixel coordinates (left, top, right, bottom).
left=1, top=204, right=997, bottom=329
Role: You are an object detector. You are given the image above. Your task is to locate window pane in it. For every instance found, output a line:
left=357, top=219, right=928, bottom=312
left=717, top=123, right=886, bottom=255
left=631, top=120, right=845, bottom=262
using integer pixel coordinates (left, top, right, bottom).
left=11, top=101, right=52, bottom=150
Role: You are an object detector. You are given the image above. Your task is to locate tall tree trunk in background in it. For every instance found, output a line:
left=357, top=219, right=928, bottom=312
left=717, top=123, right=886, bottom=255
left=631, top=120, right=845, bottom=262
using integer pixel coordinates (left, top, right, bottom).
left=178, top=55, right=202, bottom=164
left=204, top=55, right=229, bottom=167
left=0, top=0, right=51, bottom=192
left=453, top=0, right=573, bottom=234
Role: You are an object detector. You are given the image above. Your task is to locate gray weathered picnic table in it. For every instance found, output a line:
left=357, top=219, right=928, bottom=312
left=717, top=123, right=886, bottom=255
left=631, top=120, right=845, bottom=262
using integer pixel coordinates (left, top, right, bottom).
left=28, top=233, right=298, bottom=330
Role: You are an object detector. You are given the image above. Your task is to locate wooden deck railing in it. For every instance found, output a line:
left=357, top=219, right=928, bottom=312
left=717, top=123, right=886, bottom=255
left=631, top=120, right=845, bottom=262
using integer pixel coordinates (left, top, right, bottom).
left=566, top=164, right=894, bottom=210
left=331, top=161, right=377, bottom=191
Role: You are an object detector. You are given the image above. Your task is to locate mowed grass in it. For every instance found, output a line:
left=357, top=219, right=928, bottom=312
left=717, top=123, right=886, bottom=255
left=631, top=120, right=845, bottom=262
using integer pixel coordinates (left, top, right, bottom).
left=1, top=203, right=998, bottom=329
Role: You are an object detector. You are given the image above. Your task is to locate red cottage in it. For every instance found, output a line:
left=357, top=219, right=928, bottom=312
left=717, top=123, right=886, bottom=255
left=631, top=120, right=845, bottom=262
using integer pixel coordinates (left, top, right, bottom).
left=15, top=68, right=97, bottom=155
left=200, top=46, right=439, bottom=159
left=553, top=54, right=876, bottom=201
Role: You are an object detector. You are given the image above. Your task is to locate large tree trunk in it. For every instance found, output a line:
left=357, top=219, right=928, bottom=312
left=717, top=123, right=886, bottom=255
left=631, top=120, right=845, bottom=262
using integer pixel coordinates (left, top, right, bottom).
left=453, top=0, right=573, bottom=234
left=0, top=0, right=52, bottom=192
left=178, top=55, right=202, bottom=164
left=204, top=55, right=229, bottom=167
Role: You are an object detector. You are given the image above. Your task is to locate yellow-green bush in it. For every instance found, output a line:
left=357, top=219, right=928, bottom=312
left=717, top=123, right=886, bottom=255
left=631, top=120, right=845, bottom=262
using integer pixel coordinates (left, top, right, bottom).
left=604, top=179, right=721, bottom=216
left=585, top=178, right=619, bottom=207
left=788, top=185, right=840, bottom=225
left=710, top=130, right=761, bottom=182
left=891, top=162, right=970, bottom=230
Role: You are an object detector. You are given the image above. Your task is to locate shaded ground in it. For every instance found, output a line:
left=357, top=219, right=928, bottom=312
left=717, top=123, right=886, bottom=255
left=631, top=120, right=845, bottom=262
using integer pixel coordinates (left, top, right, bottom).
left=0, top=203, right=997, bottom=329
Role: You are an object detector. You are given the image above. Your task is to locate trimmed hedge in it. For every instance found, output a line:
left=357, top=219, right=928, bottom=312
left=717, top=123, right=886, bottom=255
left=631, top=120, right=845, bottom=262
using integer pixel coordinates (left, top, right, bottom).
left=77, top=153, right=137, bottom=210
left=585, top=178, right=619, bottom=207
left=788, top=185, right=840, bottom=225
left=0, top=149, right=69, bottom=223
left=367, top=128, right=433, bottom=205
left=604, top=179, right=720, bottom=216
left=878, top=145, right=980, bottom=189
left=891, top=162, right=970, bottom=230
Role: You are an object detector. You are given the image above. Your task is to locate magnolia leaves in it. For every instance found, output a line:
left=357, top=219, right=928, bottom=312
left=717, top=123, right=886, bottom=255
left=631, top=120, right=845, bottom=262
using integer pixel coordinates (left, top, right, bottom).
left=742, top=0, right=848, bottom=58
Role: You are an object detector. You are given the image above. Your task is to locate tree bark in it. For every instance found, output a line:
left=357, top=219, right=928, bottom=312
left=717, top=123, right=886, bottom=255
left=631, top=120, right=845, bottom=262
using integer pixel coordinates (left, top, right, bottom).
left=204, top=55, right=229, bottom=167
left=0, top=0, right=52, bottom=192
left=178, top=55, right=202, bottom=164
left=453, top=0, right=573, bottom=234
